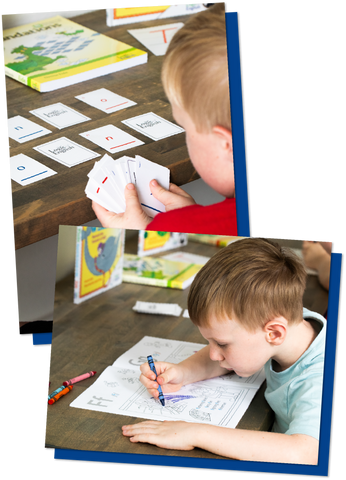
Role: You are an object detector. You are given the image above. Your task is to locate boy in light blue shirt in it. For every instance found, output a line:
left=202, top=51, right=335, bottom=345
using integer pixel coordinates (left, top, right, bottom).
left=122, top=238, right=326, bottom=465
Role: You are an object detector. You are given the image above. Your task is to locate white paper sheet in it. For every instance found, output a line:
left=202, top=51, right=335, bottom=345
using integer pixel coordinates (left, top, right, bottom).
left=70, top=336, right=265, bottom=429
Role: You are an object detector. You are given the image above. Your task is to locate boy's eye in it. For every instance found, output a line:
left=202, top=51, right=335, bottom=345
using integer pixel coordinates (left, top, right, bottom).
left=216, top=342, right=227, bottom=348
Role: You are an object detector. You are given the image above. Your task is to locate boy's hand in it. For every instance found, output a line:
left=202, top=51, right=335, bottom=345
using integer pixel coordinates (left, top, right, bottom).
left=150, top=180, right=196, bottom=211
left=92, top=183, right=151, bottom=230
left=122, top=420, right=195, bottom=451
left=140, top=361, right=185, bottom=399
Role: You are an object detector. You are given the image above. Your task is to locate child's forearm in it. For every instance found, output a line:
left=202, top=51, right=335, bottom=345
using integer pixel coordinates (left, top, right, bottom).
left=191, top=424, right=319, bottom=464
left=179, top=345, right=229, bottom=386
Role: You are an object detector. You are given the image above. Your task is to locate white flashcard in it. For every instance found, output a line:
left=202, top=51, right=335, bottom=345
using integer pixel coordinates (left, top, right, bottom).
left=128, top=23, right=184, bottom=56
left=85, top=154, right=169, bottom=217
left=122, top=112, right=184, bottom=141
left=8, top=115, right=51, bottom=143
left=30, top=103, right=91, bottom=129
left=76, top=88, right=137, bottom=114
left=135, top=155, right=169, bottom=216
left=88, top=157, right=126, bottom=211
left=85, top=177, right=124, bottom=213
left=34, top=137, right=100, bottom=167
left=10, top=154, right=57, bottom=186
left=80, top=125, right=144, bottom=154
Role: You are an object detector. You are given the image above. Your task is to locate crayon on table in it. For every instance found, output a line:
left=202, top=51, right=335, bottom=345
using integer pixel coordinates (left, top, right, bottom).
left=48, top=385, right=65, bottom=400
left=63, top=371, right=96, bottom=386
left=48, top=385, right=73, bottom=405
left=147, top=355, right=165, bottom=406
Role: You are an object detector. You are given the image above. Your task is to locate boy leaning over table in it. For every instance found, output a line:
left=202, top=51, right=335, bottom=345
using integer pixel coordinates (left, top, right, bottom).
left=92, top=4, right=237, bottom=235
left=122, top=238, right=325, bottom=465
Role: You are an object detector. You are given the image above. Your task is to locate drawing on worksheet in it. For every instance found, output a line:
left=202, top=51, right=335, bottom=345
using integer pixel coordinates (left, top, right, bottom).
left=70, top=336, right=266, bottom=429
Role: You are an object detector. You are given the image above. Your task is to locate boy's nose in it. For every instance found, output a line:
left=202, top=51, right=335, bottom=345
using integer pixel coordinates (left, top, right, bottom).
left=209, top=345, right=224, bottom=362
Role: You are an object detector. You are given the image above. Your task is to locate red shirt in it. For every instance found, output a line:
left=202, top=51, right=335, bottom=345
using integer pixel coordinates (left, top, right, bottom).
left=146, top=198, right=237, bottom=235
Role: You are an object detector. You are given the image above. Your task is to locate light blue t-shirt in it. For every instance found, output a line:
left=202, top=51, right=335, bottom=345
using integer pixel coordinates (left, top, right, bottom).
left=264, top=308, right=326, bottom=440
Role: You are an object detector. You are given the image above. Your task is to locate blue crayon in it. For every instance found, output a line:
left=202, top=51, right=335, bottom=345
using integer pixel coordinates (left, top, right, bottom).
left=48, top=385, right=65, bottom=400
left=147, top=355, right=165, bottom=406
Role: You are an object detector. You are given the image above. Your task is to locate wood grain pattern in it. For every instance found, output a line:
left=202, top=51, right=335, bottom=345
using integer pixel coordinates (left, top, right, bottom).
left=8, top=10, right=199, bottom=249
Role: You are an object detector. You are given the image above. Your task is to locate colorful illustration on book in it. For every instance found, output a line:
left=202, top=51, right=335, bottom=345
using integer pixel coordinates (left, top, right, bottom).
left=123, top=253, right=203, bottom=289
left=70, top=336, right=265, bottom=428
left=7, top=24, right=100, bottom=75
left=4, top=16, right=147, bottom=92
left=73, top=227, right=124, bottom=303
left=137, top=230, right=187, bottom=256
left=106, top=4, right=206, bottom=27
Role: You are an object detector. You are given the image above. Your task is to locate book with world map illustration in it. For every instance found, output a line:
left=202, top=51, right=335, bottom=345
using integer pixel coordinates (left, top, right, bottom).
left=3, top=15, right=148, bottom=92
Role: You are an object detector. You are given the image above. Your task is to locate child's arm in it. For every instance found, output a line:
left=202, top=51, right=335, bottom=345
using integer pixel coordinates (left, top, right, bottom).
left=139, top=345, right=229, bottom=399
left=122, top=421, right=319, bottom=465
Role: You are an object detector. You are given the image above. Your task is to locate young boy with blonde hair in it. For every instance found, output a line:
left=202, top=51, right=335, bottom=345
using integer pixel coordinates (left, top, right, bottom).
left=93, top=4, right=236, bottom=234
left=122, top=238, right=326, bottom=465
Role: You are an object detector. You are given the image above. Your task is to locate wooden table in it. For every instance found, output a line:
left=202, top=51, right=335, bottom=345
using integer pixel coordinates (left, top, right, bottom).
left=46, top=235, right=328, bottom=459
left=7, top=10, right=198, bottom=250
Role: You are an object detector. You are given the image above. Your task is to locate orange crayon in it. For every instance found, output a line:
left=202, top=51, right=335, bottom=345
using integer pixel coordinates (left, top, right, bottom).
left=48, top=385, right=73, bottom=405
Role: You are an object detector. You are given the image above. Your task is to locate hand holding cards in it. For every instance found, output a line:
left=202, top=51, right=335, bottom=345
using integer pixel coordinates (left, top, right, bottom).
left=85, top=154, right=170, bottom=217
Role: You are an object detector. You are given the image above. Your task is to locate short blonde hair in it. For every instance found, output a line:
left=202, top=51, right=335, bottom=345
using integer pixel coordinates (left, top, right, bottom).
left=162, top=4, right=231, bottom=133
left=188, top=238, right=307, bottom=331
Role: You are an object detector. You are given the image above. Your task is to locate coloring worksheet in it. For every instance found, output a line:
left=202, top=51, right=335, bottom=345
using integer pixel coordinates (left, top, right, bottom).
left=70, top=336, right=265, bottom=429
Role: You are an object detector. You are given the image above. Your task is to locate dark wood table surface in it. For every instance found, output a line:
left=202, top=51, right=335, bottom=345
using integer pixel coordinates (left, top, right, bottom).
left=7, top=10, right=198, bottom=250
left=45, top=235, right=328, bottom=459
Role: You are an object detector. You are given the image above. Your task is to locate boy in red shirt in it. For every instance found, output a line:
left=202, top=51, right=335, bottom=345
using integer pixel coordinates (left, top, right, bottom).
left=92, top=4, right=236, bottom=235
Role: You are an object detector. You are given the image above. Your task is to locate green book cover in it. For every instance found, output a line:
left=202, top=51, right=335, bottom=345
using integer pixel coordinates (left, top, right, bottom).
left=122, top=253, right=203, bottom=290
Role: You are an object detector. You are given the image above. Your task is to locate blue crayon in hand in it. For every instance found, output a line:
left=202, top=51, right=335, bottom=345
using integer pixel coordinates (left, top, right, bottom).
left=147, top=355, right=165, bottom=406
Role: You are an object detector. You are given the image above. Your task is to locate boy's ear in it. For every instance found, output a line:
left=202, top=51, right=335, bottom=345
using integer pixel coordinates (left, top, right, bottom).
left=264, top=318, right=288, bottom=345
left=212, top=125, right=233, bottom=153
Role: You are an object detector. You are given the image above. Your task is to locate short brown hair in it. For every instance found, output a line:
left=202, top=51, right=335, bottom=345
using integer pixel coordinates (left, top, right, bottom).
left=162, top=4, right=231, bottom=133
left=188, top=238, right=307, bottom=331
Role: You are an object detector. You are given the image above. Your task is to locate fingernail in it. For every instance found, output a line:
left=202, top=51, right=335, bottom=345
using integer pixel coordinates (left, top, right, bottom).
left=150, top=179, right=158, bottom=186
left=126, top=183, right=135, bottom=190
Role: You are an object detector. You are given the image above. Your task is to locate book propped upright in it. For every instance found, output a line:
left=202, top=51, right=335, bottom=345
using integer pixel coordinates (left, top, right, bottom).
left=3, top=16, right=148, bottom=92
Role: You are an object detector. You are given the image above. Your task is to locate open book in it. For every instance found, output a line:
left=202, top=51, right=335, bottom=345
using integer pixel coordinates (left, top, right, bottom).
left=70, top=336, right=265, bottom=429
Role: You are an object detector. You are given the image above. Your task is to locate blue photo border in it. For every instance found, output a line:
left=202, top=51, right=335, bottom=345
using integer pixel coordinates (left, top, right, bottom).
left=51, top=6, right=344, bottom=477
left=226, top=12, right=249, bottom=238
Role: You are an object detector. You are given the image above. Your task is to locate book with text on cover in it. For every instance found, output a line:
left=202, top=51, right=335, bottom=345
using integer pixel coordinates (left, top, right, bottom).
left=3, top=16, right=148, bottom=92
